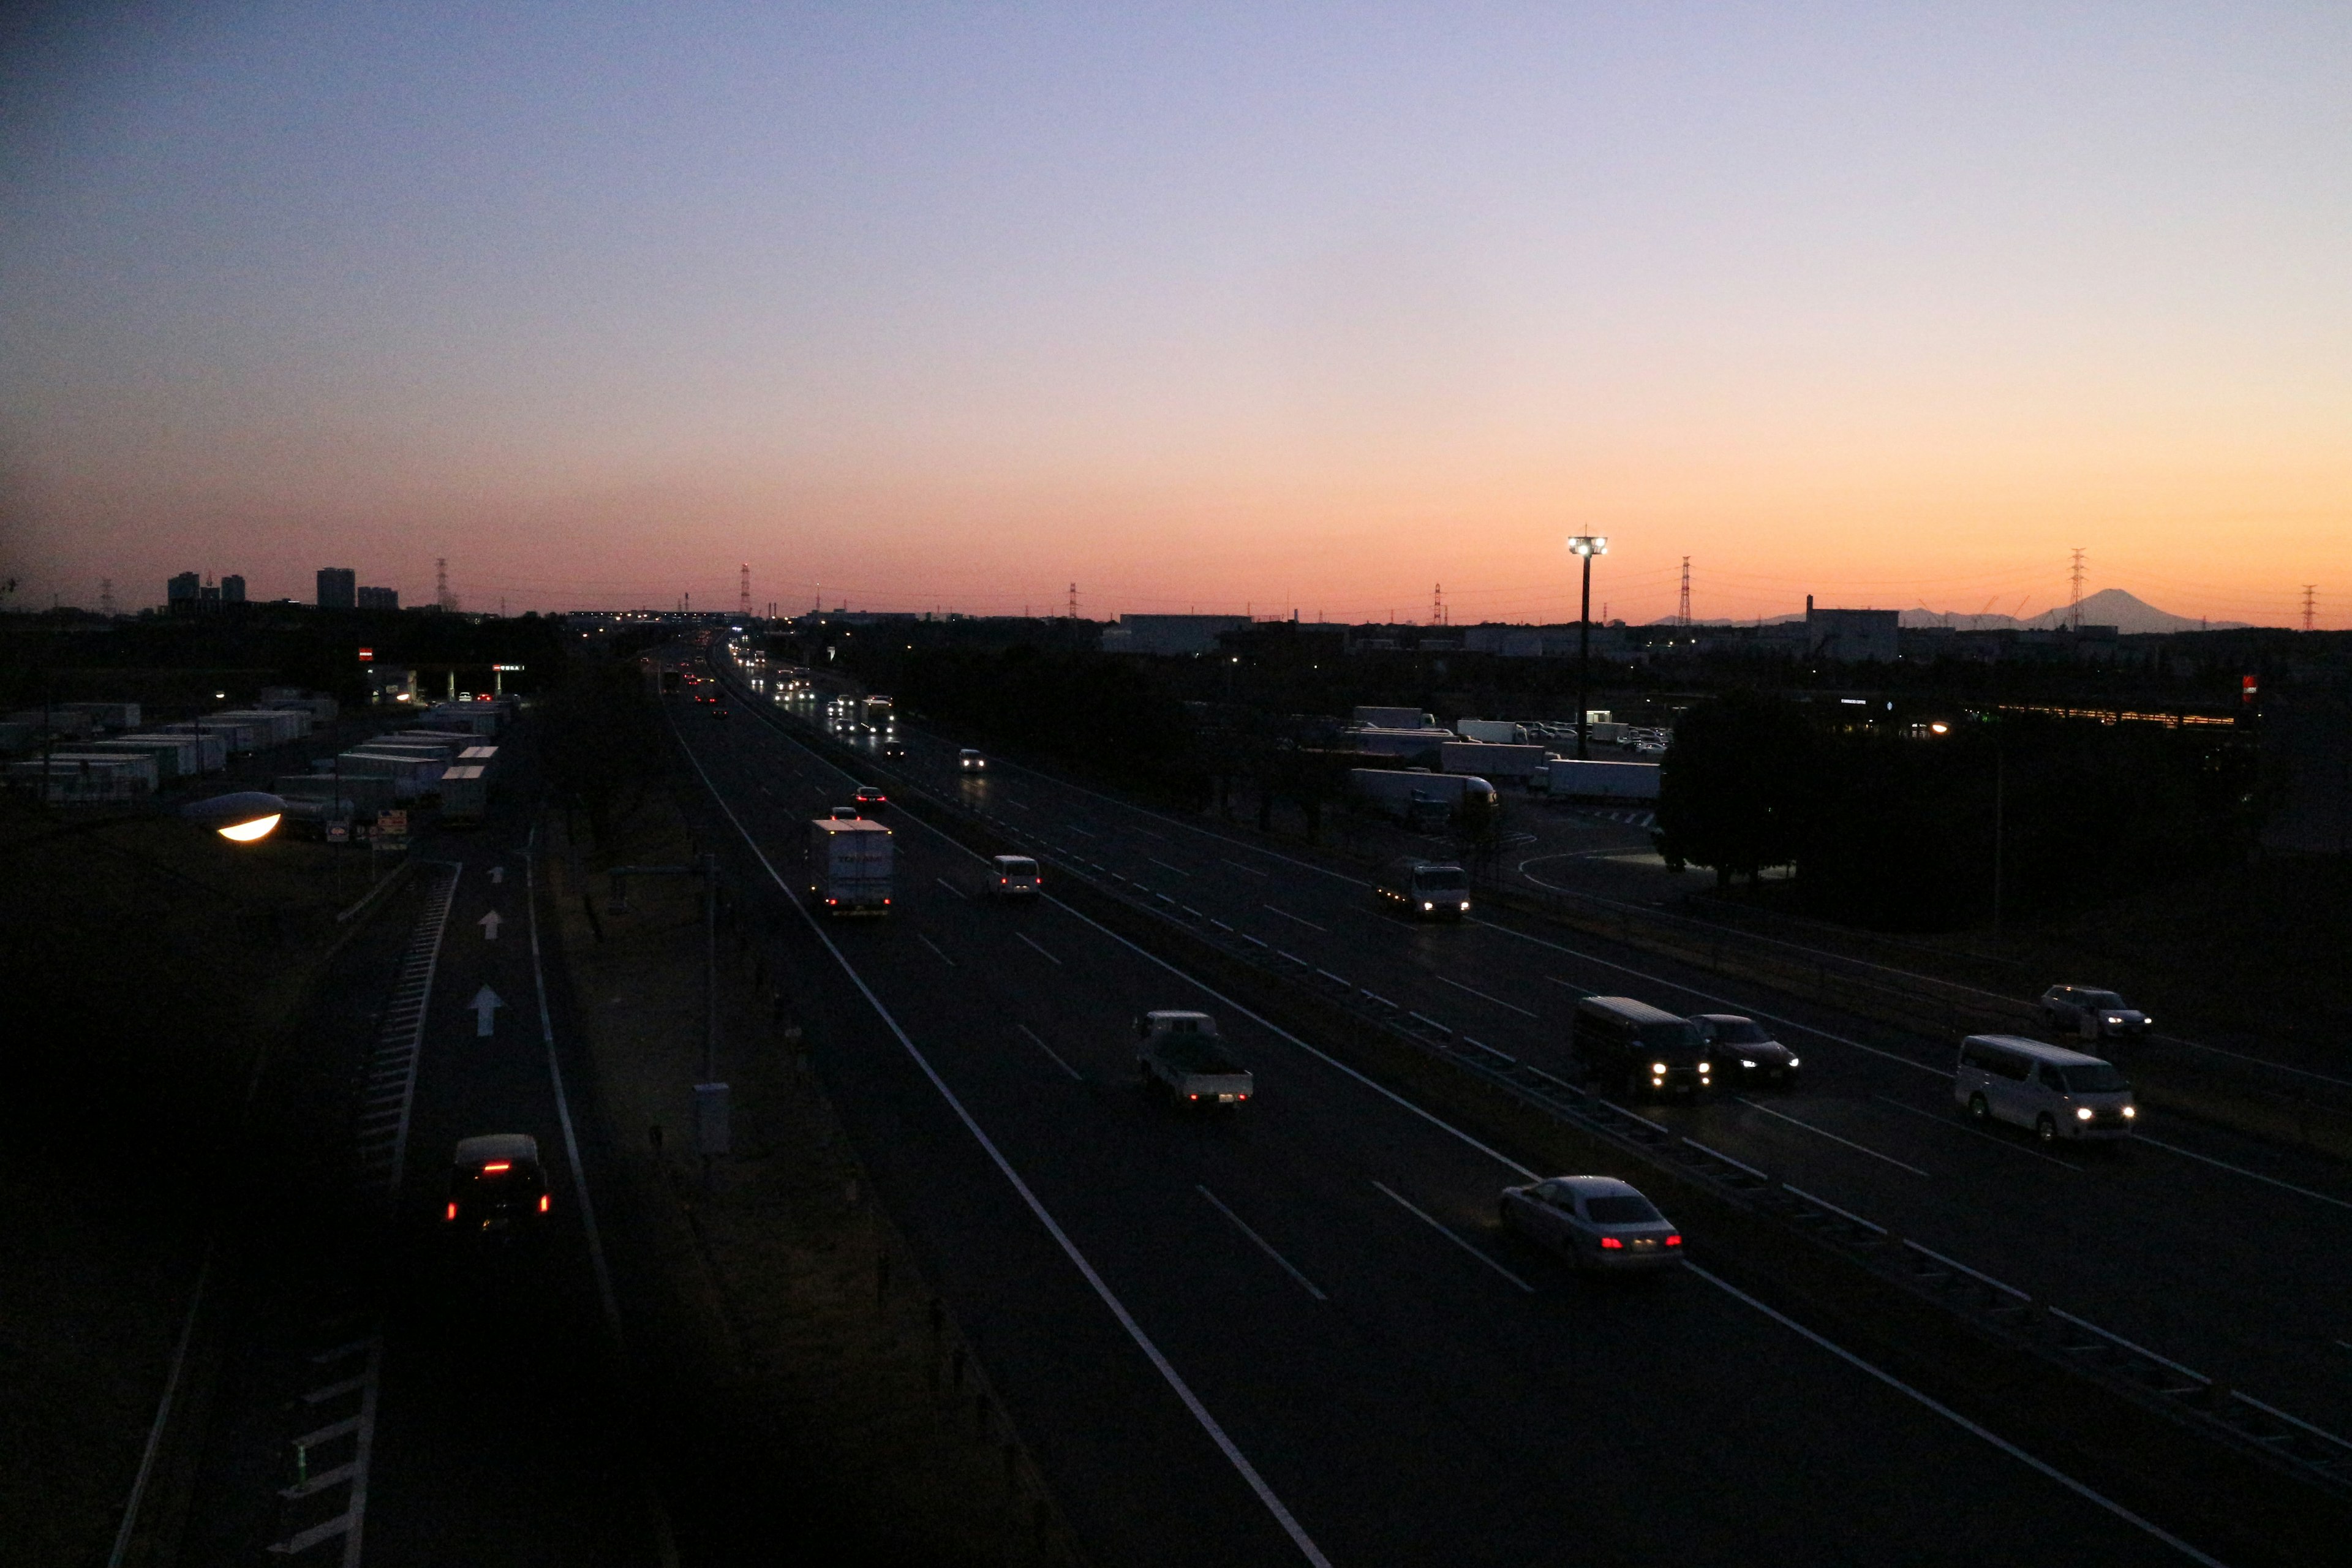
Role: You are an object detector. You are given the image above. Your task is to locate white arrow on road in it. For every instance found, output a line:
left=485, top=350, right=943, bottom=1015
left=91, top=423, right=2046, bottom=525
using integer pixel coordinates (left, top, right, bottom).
left=478, top=910, right=503, bottom=941
left=489, top=865, right=505, bottom=885
left=470, top=986, right=505, bottom=1038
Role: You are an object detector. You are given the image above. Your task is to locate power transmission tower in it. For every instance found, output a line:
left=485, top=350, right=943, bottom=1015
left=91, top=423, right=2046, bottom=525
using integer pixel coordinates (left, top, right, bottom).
left=1678, top=557, right=1691, bottom=627
left=1068, top=582, right=1078, bottom=620
left=99, top=578, right=115, bottom=617
left=2304, top=585, right=2318, bottom=632
left=738, top=563, right=751, bottom=617
left=2068, top=548, right=2086, bottom=629
left=435, top=557, right=451, bottom=611
left=1432, top=583, right=1443, bottom=625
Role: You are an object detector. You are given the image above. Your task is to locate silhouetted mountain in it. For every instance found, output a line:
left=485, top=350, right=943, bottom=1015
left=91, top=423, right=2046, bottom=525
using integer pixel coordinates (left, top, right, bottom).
left=1901, top=589, right=2251, bottom=634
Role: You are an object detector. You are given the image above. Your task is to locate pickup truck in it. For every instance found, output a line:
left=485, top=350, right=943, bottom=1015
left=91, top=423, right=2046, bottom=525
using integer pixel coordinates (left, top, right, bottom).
left=1135, top=1011, right=1253, bottom=1108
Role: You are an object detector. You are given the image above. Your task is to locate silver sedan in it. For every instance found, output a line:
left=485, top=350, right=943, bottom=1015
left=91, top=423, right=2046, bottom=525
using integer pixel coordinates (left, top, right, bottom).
left=1500, top=1175, right=1683, bottom=1272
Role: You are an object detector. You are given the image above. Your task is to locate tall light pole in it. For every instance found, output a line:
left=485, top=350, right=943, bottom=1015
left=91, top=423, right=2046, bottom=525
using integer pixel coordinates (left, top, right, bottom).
left=1567, top=536, right=1608, bottom=759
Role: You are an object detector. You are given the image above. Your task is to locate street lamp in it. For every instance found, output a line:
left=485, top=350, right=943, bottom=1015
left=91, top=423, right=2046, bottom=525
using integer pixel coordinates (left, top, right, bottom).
left=1567, top=536, right=1608, bottom=759
left=181, top=791, right=287, bottom=842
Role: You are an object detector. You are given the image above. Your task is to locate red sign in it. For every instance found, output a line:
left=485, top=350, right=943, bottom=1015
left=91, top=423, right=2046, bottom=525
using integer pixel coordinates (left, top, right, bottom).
left=358, top=647, right=374, bottom=662
left=2241, top=674, right=2258, bottom=704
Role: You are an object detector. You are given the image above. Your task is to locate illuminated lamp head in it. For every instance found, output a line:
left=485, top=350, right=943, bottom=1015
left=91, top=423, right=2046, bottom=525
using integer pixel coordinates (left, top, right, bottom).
left=182, top=791, right=287, bottom=843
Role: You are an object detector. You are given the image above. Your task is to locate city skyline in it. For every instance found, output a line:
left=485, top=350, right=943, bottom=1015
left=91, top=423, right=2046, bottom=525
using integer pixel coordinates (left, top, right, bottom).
left=3, top=4, right=2345, bottom=627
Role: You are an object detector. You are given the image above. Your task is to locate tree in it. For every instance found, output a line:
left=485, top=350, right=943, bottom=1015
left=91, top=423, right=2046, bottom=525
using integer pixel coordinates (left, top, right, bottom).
left=1653, top=691, right=1813, bottom=889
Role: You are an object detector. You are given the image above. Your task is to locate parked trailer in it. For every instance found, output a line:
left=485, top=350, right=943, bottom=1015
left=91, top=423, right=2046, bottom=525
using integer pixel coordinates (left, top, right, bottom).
left=7, top=757, right=148, bottom=802
left=276, top=773, right=399, bottom=812
left=1453, top=718, right=1525, bottom=744
left=334, top=750, right=445, bottom=799
left=141, top=728, right=229, bottom=772
left=216, top=707, right=311, bottom=743
left=1440, top=741, right=1550, bottom=782
left=1341, top=726, right=1457, bottom=759
left=1544, top=758, right=1660, bottom=801
left=807, top=816, right=894, bottom=914
left=85, top=737, right=189, bottom=783
left=439, top=764, right=489, bottom=824
left=1352, top=705, right=1433, bottom=729
left=159, top=718, right=263, bottom=756
left=1349, top=767, right=1499, bottom=824
left=44, top=750, right=159, bottom=792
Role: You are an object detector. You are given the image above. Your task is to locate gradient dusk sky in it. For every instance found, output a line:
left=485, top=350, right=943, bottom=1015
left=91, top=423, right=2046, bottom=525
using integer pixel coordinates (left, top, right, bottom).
left=3, top=2, right=2346, bottom=625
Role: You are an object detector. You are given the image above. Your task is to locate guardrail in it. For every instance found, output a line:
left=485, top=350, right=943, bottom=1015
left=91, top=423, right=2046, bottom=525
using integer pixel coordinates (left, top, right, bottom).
left=711, top=654, right=2352, bottom=1514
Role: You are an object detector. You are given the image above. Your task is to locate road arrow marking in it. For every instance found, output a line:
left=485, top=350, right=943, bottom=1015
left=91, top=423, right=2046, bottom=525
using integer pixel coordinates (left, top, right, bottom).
left=470, top=986, right=504, bottom=1038
left=478, top=910, right=503, bottom=941
left=488, top=866, right=505, bottom=885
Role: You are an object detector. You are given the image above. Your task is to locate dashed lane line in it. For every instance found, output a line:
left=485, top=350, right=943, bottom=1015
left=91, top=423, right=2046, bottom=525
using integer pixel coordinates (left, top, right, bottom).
left=1736, top=1097, right=1929, bottom=1177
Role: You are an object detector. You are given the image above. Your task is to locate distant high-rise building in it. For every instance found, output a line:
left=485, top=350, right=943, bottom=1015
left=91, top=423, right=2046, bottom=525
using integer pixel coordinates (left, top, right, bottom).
left=167, top=571, right=200, bottom=606
left=221, top=574, right=246, bottom=603
left=356, top=585, right=399, bottom=611
left=317, top=567, right=356, bottom=609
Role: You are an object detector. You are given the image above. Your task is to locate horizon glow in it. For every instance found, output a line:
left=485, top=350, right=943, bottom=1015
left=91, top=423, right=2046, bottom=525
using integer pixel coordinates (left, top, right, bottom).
left=2, top=4, right=2346, bottom=627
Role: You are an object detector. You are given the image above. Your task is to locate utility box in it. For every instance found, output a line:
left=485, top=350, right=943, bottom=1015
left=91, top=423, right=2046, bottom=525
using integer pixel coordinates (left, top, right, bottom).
left=694, top=1082, right=732, bottom=1156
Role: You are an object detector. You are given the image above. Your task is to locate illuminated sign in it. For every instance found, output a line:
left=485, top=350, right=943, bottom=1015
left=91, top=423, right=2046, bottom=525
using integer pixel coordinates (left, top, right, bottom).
left=358, top=647, right=374, bottom=662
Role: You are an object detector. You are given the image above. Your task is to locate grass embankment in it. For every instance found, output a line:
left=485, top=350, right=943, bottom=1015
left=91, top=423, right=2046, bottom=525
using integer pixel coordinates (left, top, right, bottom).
left=0, top=796, right=371, bottom=1567
left=546, top=792, right=1082, bottom=1566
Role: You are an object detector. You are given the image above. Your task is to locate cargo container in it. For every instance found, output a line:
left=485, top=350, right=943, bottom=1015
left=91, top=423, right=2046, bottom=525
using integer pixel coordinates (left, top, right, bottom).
left=806, top=816, right=894, bottom=914
left=334, top=750, right=445, bottom=798
left=216, top=707, right=310, bottom=744
left=1453, top=718, right=1525, bottom=745
left=59, top=701, right=142, bottom=731
left=86, top=737, right=187, bottom=782
left=439, top=764, right=489, bottom=824
left=1340, top=726, right=1456, bottom=760
left=44, top=750, right=159, bottom=791
left=275, top=772, right=398, bottom=812
left=1544, top=759, right=1660, bottom=801
left=159, top=718, right=263, bottom=756
left=1349, top=767, right=1498, bottom=824
left=7, top=756, right=148, bottom=802
left=1352, top=705, right=1434, bottom=729
left=1439, top=741, right=1550, bottom=781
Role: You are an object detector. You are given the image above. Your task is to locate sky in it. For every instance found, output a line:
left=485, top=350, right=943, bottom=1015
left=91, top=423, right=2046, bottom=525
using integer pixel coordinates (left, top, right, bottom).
left=2, top=2, right=2346, bottom=627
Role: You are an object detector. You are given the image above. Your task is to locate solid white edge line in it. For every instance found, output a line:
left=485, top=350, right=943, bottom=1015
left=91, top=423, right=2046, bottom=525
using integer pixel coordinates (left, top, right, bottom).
left=1370, top=1181, right=1535, bottom=1293
left=2135, top=1134, right=2352, bottom=1213
left=1196, top=1185, right=1329, bottom=1302
left=522, top=830, right=684, bottom=1568
left=1683, top=1264, right=2229, bottom=1567
left=713, top=665, right=2228, bottom=1561
left=917, top=932, right=959, bottom=967
left=1015, top=931, right=1065, bottom=966
left=674, top=729, right=1334, bottom=1568
left=106, top=1243, right=214, bottom=1568
left=1016, top=1023, right=1085, bottom=1083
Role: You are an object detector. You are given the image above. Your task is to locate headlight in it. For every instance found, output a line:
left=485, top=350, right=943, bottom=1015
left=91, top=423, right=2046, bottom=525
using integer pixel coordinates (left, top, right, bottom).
left=1740, top=1059, right=1755, bottom=1068
left=1422, top=902, right=1434, bottom=911
left=2121, top=1104, right=2136, bottom=1118
left=2106, top=1017, right=2123, bottom=1025
left=1788, top=1057, right=1799, bottom=1068
left=1697, top=1062, right=1711, bottom=1074
left=1652, top=1062, right=1669, bottom=1076
left=2076, top=1107, right=2094, bottom=1121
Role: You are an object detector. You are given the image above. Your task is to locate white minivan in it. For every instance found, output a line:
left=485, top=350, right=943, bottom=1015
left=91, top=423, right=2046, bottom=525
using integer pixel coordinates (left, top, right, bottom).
left=1954, top=1035, right=2136, bottom=1144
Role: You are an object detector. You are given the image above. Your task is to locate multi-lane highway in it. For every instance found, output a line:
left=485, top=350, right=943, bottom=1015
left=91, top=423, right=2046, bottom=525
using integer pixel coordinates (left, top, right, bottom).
left=755, top=662, right=2352, bottom=1449
left=667, top=647, right=2246, bottom=1566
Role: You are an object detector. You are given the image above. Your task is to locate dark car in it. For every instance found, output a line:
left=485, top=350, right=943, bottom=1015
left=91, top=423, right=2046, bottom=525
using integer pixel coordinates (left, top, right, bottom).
left=1691, top=1014, right=1800, bottom=1089
left=445, top=1134, right=548, bottom=1235
left=2039, top=986, right=2150, bottom=1044
left=881, top=741, right=908, bottom=761
left=853, top=784, right=888, bottom=810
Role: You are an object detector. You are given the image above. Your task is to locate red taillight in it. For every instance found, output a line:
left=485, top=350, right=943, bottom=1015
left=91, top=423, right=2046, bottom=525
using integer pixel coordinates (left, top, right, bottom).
left=539, top=1194, right=550, bottom=1213
left=481, top=1161, right=510, bottom=1173
left=1237, top=1094, right=1248, bottom=1100
left=1189, top=1093, right=1199, bottom=1101
left=1665, top=1234, right=1682, bottom=1246
left=445, top=1202, right=458, bottom=1221
left=1600, top=1236, right=1624, bottom=1250
left=1000, top=877, right=1007, bottom=883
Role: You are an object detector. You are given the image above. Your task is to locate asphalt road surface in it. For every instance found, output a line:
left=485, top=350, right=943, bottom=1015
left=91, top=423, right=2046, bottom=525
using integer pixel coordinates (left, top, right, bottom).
left=667, top=648, right=2234, bottom=1567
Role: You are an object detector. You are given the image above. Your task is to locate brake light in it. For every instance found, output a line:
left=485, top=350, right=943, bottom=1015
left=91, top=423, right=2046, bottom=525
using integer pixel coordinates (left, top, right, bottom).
left=481, top=1161, right=510, bottom=1173
left=539, top=1194, right=550, bottom=1213
left=1600, top=1236, right=1624, bottom=1250
left=445, top=1202, right=458, bottom=1221
left=1237, top=1094, right=1247, bottom=1101
left=1189, top=1093, right=1199, bottom=1101
left=1665, top=1234, right=1681, bottom=1246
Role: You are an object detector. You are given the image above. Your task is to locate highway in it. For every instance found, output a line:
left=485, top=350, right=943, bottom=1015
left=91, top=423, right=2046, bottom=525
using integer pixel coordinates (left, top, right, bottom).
left=750, top=664, right=2352, bottom=1452
left=669, top=651, right=2227, bottom=1567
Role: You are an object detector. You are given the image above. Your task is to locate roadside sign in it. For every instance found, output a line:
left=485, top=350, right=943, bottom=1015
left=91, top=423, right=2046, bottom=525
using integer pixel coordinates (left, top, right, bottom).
left=326, top=821, right=350, bottom=843
left=377, top=809, right=408, bottom=838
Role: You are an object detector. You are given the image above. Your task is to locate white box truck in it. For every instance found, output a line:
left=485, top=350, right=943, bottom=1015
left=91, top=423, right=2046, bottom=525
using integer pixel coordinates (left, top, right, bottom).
left=1544, top=759, right=1660, bottom=801
left=1349, top=767, right=1498, bottom=824
left=1440, top=741, right=1550, bottom=782
left=807, top=815, right=894, bottom=915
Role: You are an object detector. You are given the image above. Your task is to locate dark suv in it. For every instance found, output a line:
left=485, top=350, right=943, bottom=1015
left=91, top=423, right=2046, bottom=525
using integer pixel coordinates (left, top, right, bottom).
left=445, top=1134, right=548, bottom=1235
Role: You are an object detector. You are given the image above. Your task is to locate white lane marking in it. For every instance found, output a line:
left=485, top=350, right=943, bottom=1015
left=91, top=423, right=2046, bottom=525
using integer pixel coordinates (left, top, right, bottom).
left=1871, top=1095, right=2078, bottom=1169
left=1016, top=932, right=1065, bottom=967
left=526, top=827, right=684, bottom=1568
left=1197, top=1185, right=1328, bottom=1302
left=1507, top=935, right=1950, bottom=1078
left=918, top=933, right=959, bottom=968
left=1263, top=905, right=1328, bottom=933
left=1686, top=1264, right=2229, bottom=1567
left=935, top=876, right=969, bottom=900
left=1128, top=826, right=1167, bottom=841
left=1148, top=858, right=1193, bottom=878
left=675, top=738, right=1334, bottom=1568
left=1736, top=1096, right=1929, bottom=1177
left=107, top=1244, right=215, bottom=1568
left=1221, top=858, right=1270, bottom=878
left=1063, top=823, right=1098, bottom=838
left=1370, top=1181, right=1535, bottom=1293
left=1016, top=1024, right=1084, bottom=1082
left=1001, top=797, right=1033, bottom=811
left=2137, top=1135, right=2352, bottom=1213
left=1433, top=974, right=1539, bottom=1019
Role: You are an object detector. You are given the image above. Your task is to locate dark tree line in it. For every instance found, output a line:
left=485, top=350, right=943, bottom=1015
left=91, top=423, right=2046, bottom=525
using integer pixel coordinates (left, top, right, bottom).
left=1655, top=692, right=2262, bottom=930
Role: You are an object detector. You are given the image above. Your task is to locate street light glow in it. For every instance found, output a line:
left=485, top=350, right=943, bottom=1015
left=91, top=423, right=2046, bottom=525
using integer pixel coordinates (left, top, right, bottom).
left=1567, top=535, right=1608, bottom=557
left=216, top=813, right=282, bottom=842
left=181, top=791, right=288, bottom=844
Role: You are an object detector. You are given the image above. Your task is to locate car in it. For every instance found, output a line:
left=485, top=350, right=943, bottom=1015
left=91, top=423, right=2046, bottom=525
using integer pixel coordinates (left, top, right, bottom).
left=989, top=854, right=1041, bottom=899
left=444, top=1134, right=549, bottom=1235
left=959, top=748, right=987, bottom=771
left=2038, top=986, right=2150, bottom=1043
left=712, top=703, right=729, bottom=719
left=1499, top=1175, right=1683, bottom=1272
left=828, top=805, right=861, bottom=820
left=1956, top=1035, right=2136, bottom=1144
left=1691, top=1014, right=1799, bottom=1088
left=853, top=785, right=888, bottom=811
left=1570, top=995, right=1712, bottom=1098
left=881, top=741, right=907, bottom=760
left=1135, top=1011, right=1253, bottom=1107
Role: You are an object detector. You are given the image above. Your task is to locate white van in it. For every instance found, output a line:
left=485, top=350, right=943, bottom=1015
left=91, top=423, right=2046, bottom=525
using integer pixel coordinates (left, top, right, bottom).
left=1954, top=1035, right=2136, bottom=1144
